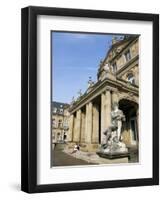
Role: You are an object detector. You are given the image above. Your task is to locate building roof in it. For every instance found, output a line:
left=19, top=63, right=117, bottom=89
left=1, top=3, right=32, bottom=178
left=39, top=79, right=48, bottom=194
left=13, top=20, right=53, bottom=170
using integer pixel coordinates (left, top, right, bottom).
left=52, top=101, right=69, bottom=109
left=52, top=101, right=69, bottom=115
left=102, top=35, right=139, bottom=64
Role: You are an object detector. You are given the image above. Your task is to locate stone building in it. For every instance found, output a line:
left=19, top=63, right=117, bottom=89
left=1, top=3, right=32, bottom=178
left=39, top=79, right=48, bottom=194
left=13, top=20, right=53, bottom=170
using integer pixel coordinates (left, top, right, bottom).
left=67, top=35, right=139, bottom=152
left=51, top=102, right=69, bottom=149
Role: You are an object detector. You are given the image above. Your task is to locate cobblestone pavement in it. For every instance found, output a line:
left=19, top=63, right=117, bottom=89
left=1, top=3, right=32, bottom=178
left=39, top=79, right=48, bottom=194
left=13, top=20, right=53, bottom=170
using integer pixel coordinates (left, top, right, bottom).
left=128, top=148, right=139, bottom=163
left=52, top=145, right=138, bottom=166
left=52, top=149, right=94, bottom=167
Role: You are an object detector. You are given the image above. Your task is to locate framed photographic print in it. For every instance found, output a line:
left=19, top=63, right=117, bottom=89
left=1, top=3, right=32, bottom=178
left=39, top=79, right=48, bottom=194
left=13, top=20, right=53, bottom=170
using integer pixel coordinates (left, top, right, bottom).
left=21, top=6, right=159, bottom=193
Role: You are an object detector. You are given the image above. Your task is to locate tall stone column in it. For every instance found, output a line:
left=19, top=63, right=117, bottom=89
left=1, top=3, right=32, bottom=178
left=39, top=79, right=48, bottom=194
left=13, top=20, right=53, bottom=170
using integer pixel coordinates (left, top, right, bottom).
left=80, top=110, right=85, bottom=143
left=67, top=114, right=74, bottom=142
left=136, top=109, right=139, bottom=141
left=92, top=104, right=99, bottom=143
left=112, top=91, right=119, bottom=105
left=72, top=114, right=76, bottom=142
left=101, top=92, right=106, bottom=143
left=101, top=90, right=112, bottom=143
left=85, top=102, right=93, bottom=143
left=105, top=89, right=112, bottom=129
left=73, top=109, right=81, bottom=142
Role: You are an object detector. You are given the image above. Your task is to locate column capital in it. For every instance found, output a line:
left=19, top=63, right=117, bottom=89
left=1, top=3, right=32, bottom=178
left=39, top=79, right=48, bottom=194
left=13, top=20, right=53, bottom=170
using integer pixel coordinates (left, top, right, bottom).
left=105, top=86, right=118, bottom=93
left=105, top=86, right=112, bottom=92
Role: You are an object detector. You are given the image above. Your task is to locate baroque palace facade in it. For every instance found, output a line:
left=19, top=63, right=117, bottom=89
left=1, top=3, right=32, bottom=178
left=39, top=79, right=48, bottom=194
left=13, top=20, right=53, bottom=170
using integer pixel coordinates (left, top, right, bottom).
left=67, top=35, right=139, bottom=152
left=51, top=102, right=69, bottom=149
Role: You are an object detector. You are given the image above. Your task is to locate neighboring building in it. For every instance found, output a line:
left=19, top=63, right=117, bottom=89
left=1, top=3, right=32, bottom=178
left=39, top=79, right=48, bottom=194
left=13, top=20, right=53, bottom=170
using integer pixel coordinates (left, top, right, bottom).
left=51, top=102, right=69, bottom=149
left=67, top=35, right=139, bottom=152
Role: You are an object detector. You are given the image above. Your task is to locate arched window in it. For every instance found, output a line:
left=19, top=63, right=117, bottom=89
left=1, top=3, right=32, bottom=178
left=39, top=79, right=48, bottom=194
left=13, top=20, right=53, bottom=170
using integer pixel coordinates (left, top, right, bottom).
left=58, top=119, right=62, bottom=128
left=63, top=132, right=67, bottom=140
left=124, top=49, right=131, bottom=62
left=112, top=62, right=117, bottom=74
left=127, top=73, right=135, bottom=84
left=57, top=132, right=61, bottom=142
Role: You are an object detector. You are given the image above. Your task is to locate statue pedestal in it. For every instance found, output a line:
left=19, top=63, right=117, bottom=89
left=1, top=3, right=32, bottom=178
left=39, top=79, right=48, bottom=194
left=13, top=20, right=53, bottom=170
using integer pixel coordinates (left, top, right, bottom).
left=97, top=141, right=129, bottom=160
left=98, top=103, right=129, bottom=161
left=97, top=151, right=129, bottom=159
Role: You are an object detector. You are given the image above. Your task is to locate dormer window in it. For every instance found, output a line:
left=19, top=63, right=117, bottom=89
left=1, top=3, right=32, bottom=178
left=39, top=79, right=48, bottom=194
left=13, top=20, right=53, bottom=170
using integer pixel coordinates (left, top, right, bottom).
left=127, top=73, right=135, bottom=84
left=60, top=108, right=63, bottom=114
left=124, top=49, right=131, bottom=62
left=53, top=107, right=57, bottom=113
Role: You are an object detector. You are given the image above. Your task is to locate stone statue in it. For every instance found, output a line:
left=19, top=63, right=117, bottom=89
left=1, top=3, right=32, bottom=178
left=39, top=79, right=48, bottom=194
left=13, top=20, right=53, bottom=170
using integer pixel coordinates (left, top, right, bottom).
left=78, top=89, right=82, bottom=97
left=76, top=89, right=83, bottom=101
left=103, top=63, right=110, bottom=72
left=112, top=36, right=118, bottom=44
left=100, top=62, right=116, bottom=81
left=100, top=59, right=103, bottom=66
left=87, top=77, right=94, bottom=88
left=111, top=102, right=126, bottom=141
left=97, top=102, right=128, bottom=158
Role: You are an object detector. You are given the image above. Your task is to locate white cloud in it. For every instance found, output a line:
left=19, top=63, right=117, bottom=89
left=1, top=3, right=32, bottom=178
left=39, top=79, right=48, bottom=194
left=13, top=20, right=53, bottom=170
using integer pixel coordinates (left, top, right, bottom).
left=56, top=66, right=97, bottom=71
left=72, top=34, right=91, bottom=39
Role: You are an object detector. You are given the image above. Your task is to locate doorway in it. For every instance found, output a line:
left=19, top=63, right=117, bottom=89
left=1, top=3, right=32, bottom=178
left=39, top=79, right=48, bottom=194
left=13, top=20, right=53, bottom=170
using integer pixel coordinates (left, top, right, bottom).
left=130, top=117, right=138, bottom=145
left=119, top=99, right=138, bottom=146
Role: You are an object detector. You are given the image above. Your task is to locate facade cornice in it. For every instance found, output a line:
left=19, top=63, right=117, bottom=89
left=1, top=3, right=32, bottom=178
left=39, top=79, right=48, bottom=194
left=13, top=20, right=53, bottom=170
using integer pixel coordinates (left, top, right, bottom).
left=69, top=78, right=138, bottom=114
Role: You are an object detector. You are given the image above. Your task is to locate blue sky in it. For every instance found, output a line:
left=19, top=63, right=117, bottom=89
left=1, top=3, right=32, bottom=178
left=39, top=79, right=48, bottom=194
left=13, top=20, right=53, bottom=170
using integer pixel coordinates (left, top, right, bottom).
left=52, top=32, right=119, bottom=103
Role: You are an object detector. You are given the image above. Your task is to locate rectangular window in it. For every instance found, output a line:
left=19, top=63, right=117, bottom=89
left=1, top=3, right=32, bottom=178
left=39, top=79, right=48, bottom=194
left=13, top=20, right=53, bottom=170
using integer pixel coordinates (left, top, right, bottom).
left=112, top=62, right=117, bottom=73
left=124, top=49, right=131, bottom=62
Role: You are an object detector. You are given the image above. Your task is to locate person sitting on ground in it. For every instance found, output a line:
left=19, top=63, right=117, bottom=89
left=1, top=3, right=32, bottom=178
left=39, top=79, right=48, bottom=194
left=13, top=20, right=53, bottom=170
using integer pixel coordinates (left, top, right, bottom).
left=71, top=143, right=80, bottom=154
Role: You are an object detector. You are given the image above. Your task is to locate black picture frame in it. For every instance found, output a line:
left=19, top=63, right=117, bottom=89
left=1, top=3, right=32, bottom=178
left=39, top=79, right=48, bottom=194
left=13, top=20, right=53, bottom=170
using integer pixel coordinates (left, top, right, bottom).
left=21, top=6, right=159, bottom=193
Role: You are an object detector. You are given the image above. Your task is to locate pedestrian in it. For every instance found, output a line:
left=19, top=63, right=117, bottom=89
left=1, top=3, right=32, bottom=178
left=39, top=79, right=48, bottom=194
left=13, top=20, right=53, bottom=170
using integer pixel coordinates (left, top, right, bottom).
left=71, top=143, right=80, bottom=154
